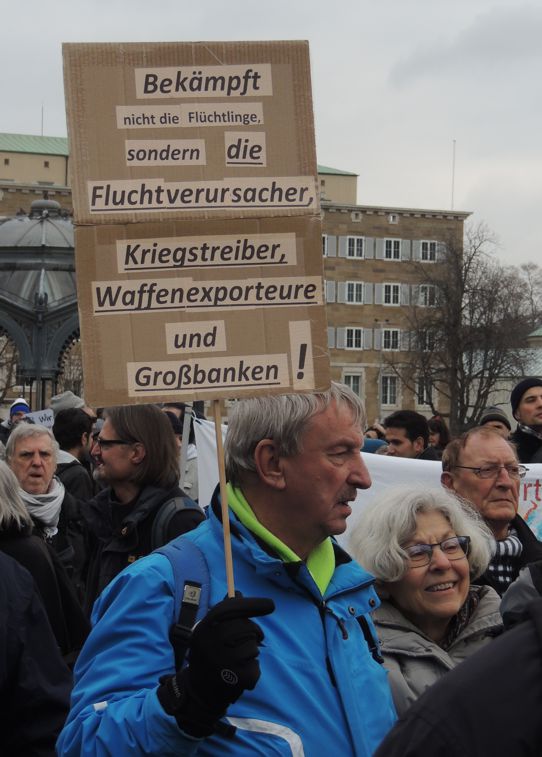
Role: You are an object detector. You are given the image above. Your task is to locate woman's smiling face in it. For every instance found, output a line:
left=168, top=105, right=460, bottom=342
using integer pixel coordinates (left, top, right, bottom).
left=383, top=510, right=470, bottom=643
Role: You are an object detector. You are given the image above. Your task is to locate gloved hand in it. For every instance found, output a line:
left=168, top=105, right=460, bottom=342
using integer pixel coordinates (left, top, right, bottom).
left=158, top=593, right=275, bottom=737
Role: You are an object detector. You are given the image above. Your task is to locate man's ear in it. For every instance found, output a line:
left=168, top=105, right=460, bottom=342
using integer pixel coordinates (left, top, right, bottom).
left=130, top=442, right=146, bottom=466
left=413, top=436, right=425, bottom=455
left=441, top=471, right=455, bottom=491
left=253, top=438, right=286, bottom=490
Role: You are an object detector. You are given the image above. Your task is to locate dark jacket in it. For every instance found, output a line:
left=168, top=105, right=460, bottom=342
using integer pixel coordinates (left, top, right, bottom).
left=417, top=446, right=441, bottom=461
left=0, top=551, right=72, bottom=757
left=83, top=483, right=205, bottom=614
left=0, top=521, right=89, bottom=660
left=56, top=459, right=95, bottom=501
left=375, top=598, right=542, bottom=757
left=476, top=514, right=542, bottom=596
left=31, top=486, right=89, bottom=602
left=510, top=426, right=542, bottom=463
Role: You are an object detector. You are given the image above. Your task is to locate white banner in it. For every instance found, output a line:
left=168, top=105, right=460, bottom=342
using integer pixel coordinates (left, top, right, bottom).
left=194, top=421, right=542, bottom=546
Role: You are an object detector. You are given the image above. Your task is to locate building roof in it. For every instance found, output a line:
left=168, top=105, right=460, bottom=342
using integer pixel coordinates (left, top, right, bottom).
left=0, top=200, right=73, bottom=248
left=317, top=164, right=358, bottom=177
left=0, top=133, right=68, bottom=156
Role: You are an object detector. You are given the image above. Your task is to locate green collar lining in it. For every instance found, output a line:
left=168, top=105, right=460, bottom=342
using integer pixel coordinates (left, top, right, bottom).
left=227, top=483, right=335, bottom=595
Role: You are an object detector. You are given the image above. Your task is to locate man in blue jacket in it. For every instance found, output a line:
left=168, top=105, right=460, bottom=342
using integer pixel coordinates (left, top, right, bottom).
left=58, top=383, right=396, bottom=756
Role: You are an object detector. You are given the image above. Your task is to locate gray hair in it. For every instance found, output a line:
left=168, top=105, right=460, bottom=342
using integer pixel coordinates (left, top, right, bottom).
left=0, top=460, right=32, bottom=529
left=348, top=485, right=494, bottom=582
left=5, top=423, right=59, bottom=464
left=225, top=382, right=366, bottom=485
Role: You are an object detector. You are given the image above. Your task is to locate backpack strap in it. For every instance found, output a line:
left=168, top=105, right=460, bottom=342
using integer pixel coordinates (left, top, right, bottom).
left=151, top=495, right=203, bottom=551
left=155, top=536, right=210, bottom=669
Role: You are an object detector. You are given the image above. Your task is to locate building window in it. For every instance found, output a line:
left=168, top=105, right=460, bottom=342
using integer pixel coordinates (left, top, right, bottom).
left=421, top=241, right=437, bottom=261
left=322, top=235, right=328, bottom=257
left=382, top=375, right=398, bottom=406
left=347, top=236, right=364, bottom=258
left=344, top=373, right=362, bottom=396
left=417, top=376, right=433, bottom=405
left=419, top=284, right=437, bottom=307
left=385, top=239, right=401, bottom=260
left=382, top=328, right=400, bottom=351
left=388, top=213, right=399, bottom=224
left=418, top=330, right=435, bottom=352
left=346, top=281, right=364, bottom=304
left=383, top=283, right=401, bottom=306
left=44, top=160, right=50, bottom=168
left=3, top=158, right=9, bottom=166
left=345, top=328, right=363, bottom=349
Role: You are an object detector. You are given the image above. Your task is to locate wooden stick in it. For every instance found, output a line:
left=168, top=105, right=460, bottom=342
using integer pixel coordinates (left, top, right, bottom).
left=212, top=399, right=235, bottom=597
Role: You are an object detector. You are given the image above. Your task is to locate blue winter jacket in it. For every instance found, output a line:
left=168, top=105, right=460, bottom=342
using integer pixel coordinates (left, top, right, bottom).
left=58, top=498, right=396, bottom=756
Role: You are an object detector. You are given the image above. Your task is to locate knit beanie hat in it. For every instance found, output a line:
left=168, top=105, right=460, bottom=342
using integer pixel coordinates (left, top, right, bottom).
left=10, top=398, right=30, bottom=416
left=510, top=378, right=542, bottom=417
left=50, top=390, right=85, bottom=415
left=480, top=406, right=511, bottom=431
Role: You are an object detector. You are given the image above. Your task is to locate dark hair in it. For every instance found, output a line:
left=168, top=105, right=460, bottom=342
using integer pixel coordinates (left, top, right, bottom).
left=384, top=410, right=430, bottom=447
left=162, top=403, right=195, bottom=443
left=104, top=405, right=180, bottom=489
left=365, top=425, right=385, bottom=440
left=428, top=415, right=450, bottom=448
left=53, top=408, right=93, bottom=450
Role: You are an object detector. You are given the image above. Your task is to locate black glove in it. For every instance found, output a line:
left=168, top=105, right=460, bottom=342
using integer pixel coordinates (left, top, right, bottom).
left=158, top=593, right=275, bottom=737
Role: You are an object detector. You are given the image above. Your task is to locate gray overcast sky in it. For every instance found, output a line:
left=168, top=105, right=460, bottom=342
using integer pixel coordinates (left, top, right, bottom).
left=3, top=0, right=540, bottom=265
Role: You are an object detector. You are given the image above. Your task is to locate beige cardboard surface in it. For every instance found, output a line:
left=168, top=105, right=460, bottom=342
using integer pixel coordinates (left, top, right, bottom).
left=76, top=216, right=329, bottom=406
left=63, top=41, right=318, bottom=225
left=64, top=41, right=330, bottom=405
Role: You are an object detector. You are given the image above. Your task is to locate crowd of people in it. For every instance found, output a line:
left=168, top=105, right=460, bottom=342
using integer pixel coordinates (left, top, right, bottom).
left=2, top=377, right=542, bottom=755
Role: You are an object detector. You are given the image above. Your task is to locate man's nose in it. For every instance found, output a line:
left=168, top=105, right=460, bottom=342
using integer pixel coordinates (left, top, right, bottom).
left=495, top=466, right=514, bottom=486
left=31, top=452, right=43, bottom=465
left=351, top=453, right=372, bottom=490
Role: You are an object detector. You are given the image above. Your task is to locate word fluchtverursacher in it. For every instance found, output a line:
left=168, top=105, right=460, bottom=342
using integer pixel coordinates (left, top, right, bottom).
left=88, top=178, right=316, bottom=212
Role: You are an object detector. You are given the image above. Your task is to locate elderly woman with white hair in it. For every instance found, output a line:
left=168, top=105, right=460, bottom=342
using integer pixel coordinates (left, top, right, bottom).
left=349, top=485, right=503, bottom=714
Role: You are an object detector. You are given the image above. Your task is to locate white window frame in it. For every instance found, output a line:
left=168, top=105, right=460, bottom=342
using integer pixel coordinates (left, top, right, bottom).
left=381, top=375, right=398, bottom=407
left=346, top=236, right=364, bottom=259
left=382, top=328, right=400, bottom=351
left=345, top=327, right=363, bottom=350
left=345, top=281, right=364, bottom=304
left=383, top=282, right=401, bottom=306
left=384, top=238, right=401, bottom=260
left=416, top=376, right=433, bottom=406
left=343, top=372, right=363, bottom=397
left=419, top=330, right=435, bottom=352
left=419, top=284, right=437, bottom=307
left=421, top=240, right=437, bottom=262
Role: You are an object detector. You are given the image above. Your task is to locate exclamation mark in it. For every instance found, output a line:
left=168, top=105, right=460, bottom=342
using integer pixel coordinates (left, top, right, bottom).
left=297, top=343, right=307, bottom=379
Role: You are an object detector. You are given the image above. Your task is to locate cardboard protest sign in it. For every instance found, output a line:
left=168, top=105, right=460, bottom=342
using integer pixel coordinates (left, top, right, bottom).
left=63, top=41, right=330, bottom=406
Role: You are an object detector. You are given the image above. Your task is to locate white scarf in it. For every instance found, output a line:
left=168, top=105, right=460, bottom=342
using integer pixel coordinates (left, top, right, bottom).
left=19, top=476, right=65, bottom=538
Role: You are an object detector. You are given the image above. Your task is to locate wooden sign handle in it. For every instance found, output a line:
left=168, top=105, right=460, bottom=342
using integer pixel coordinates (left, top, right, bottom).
left=212, top=399, right=235, bottom=597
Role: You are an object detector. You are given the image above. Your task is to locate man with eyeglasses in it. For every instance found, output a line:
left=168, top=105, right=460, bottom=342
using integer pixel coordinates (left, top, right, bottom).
left=441, top=426, right=542, bottom=596
left=82, top=404, right=205, bottom=615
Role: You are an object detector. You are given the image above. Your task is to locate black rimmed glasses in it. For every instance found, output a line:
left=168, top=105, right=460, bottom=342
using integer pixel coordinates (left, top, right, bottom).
left=453, top=464, right=527, bottom=480
left=94, top=437, right=131, bottom=450
left=404, top=536, right=470, bottom=568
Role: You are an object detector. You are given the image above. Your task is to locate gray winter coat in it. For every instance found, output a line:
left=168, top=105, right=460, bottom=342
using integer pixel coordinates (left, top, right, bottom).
left=375, top=585, right=503, bottom=714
